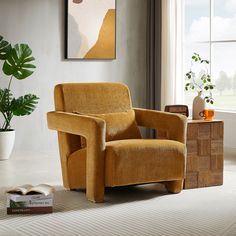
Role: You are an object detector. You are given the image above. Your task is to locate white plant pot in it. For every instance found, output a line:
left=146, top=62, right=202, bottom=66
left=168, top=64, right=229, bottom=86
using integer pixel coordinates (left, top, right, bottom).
left=0, top=130, right=15, bottom=160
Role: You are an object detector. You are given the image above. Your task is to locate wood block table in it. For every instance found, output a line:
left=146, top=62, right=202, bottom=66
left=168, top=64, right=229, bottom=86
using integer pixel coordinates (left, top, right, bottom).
left=184, top=120, right=224, bottom=189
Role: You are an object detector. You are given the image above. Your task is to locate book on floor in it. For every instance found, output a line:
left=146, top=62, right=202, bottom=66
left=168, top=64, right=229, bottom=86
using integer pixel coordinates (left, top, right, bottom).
left=7, top=184, right=54, bottom=195
left=6, top=184, right=55, bottom=214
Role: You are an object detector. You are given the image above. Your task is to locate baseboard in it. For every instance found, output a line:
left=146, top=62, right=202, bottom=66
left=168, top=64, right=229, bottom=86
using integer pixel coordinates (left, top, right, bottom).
left=224, top=147, right=236, bottom=156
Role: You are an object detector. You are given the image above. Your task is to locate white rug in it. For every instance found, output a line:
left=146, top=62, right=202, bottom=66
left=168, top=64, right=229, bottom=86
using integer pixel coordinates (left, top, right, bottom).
left=1, top=171, right=236, bottom=236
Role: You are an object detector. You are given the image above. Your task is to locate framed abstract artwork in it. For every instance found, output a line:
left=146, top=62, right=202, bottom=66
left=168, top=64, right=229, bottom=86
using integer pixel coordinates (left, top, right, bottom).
left=65, top=0, right=116, bottom=59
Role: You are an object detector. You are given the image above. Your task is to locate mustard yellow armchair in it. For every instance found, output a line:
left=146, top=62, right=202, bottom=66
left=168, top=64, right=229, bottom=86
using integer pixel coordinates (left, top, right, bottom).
left=47, top=83, right=187, bottom=202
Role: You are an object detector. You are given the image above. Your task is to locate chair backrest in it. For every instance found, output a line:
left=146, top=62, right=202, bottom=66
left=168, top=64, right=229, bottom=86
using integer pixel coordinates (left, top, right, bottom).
left=54, top=83, right=132, bottom=113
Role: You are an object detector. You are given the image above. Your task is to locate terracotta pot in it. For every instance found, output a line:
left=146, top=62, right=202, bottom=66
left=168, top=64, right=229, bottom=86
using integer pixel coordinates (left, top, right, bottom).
left=192, top=91, right=205, bottom=120
left=0, top=130, right=15, bottom=160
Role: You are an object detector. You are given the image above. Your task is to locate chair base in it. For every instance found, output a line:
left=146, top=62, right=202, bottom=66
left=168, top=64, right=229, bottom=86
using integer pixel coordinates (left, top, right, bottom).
left=164, top=180, right=183, bottom=193
left=69, top=180, right=183, bottom=202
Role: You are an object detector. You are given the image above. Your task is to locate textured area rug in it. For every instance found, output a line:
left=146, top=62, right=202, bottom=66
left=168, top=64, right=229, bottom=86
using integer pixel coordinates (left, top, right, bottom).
left=1, top=171, right=236, bottom=236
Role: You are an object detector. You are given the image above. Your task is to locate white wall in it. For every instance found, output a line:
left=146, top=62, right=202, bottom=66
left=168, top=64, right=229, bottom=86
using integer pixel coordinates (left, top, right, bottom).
left=215, top=111, right=236, bottom=152
left=0, top=0, right=147, bottom=154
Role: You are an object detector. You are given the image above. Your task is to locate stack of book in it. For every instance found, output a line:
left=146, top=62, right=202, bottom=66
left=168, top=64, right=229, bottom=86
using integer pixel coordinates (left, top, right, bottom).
left=6, top=184, right=54, bottom=214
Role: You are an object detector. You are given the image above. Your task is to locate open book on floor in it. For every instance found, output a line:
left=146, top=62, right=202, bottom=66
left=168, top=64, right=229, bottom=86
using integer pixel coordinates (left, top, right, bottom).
left=6, top=184, right=55, bottom=214
left=7, top=184, right=54, bottom=196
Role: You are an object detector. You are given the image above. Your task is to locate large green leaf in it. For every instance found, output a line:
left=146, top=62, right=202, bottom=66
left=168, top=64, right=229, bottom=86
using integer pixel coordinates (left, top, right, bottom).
left=0, top=89, right=12, bottom=113
left=10, top=94, right=39, bottom=116
left=0, top=36, right=11, bottom=60
left=3, top=44, right=36, bottom=80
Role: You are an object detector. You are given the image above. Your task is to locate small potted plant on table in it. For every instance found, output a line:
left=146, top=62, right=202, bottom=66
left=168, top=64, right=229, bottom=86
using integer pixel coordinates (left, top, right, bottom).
left=185, top=53, right=215, bottom=120
left=0, top=35, right=39, bottom=160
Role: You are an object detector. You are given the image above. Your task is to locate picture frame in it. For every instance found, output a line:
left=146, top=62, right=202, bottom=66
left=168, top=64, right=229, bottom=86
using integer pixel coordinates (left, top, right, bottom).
left=65, top=0, right=116, bottom=60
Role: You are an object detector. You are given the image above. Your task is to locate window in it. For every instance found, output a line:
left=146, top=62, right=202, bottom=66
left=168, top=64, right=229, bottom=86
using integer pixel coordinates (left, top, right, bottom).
left=184, top=0, right=236, bottom=111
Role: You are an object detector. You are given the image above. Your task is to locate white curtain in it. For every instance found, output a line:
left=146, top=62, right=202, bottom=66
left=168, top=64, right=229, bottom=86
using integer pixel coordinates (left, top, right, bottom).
left=161, top=0, right=184, bottom=110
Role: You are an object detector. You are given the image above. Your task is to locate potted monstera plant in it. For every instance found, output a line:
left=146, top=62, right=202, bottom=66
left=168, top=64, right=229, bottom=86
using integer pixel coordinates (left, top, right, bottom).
left=0, top=35, right=39, bottom=160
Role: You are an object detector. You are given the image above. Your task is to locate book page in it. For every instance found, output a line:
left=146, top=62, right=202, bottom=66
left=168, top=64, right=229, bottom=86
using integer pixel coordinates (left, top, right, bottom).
left=8, top=193, right=54, bottom=203
left=7, top=184, right=33, bottom=195
left=26, top=184, right=54, bottom=196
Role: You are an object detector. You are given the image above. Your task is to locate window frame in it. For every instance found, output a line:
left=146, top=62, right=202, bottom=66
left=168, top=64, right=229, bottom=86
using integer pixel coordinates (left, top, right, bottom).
left=183, top=0, right=236, bottom=112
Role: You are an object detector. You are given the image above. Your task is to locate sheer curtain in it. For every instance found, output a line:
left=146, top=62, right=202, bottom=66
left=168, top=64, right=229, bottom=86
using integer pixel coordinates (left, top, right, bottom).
left=161, top=0, right=184, bottom=110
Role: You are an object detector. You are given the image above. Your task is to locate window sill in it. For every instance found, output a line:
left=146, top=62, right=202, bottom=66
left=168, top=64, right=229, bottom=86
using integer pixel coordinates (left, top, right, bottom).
left=215, top=109, right=236, bottom=114
left=188, top=108, right=236, bottom=114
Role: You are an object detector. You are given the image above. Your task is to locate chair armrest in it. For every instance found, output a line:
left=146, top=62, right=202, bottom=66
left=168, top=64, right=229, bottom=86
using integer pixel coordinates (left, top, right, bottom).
left=134, top=108, right=187, bottom=144
left=47, top=111, right=105, bottom=140
left=47, top=111, right=106, bottom=202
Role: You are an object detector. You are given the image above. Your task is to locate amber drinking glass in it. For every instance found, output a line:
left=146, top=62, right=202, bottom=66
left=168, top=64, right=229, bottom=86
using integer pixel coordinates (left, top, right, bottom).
left=199, top=109, right=215, bottom=121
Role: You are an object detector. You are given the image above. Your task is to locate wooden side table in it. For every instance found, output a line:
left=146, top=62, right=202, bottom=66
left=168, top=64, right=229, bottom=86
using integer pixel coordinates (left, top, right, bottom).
left=184, top=120, right=224, bottom=189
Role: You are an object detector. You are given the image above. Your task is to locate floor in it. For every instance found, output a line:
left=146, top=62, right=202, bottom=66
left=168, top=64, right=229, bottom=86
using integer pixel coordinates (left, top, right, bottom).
left=0, top=150, right=63, bottom=188
left=0, top=150, right=236, bottom=236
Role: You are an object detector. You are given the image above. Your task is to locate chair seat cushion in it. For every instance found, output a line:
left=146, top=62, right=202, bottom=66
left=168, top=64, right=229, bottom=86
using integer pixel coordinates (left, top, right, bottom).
left=105, top=139, right=186, bottom=186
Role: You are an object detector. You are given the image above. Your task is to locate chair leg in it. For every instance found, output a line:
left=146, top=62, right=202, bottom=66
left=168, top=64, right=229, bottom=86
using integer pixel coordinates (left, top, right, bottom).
left=86, top=186, right=105, bottom=203
left=164, top=180, right=183, bottom=193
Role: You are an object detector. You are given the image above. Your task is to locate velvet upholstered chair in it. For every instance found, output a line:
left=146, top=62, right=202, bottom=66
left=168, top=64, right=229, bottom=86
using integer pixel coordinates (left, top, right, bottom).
left=47, top=83, right=187, bottom=203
